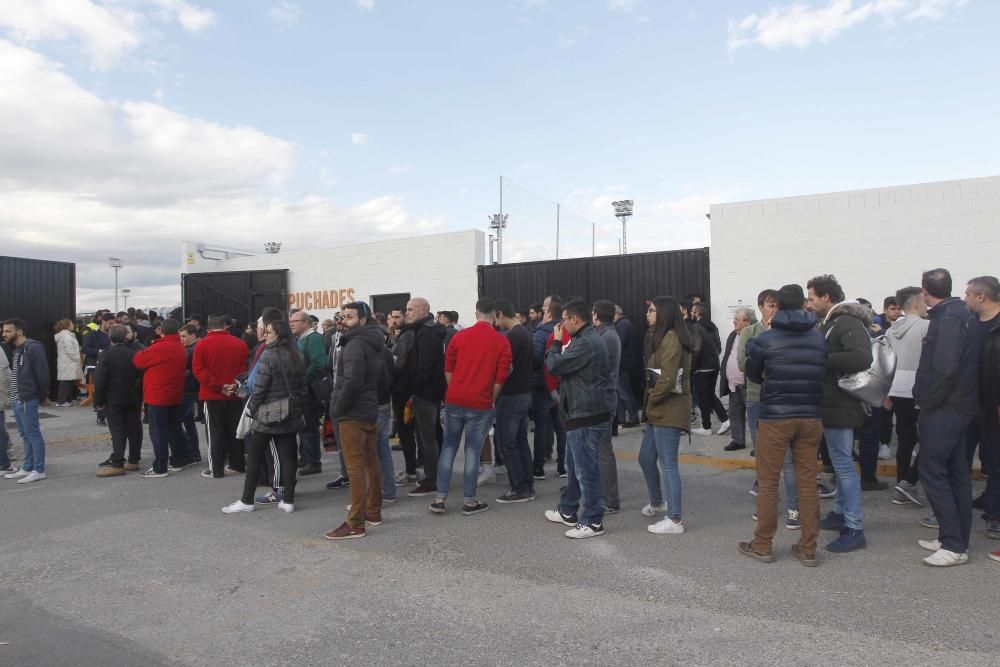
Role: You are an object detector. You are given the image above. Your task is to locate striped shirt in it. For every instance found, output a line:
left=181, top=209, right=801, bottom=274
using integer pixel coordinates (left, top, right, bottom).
left=10, top=348, right=21, bottom=402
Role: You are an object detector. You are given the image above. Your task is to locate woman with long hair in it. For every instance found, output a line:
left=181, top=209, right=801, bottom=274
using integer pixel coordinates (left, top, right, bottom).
left=53, top=318, right=83, bottom=406
left=222, top=319, right=306, bottom=514
left=638, top=296, right=694, bottom=535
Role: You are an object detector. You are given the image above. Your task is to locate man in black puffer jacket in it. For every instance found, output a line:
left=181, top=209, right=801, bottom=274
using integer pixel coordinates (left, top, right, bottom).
left=691, top=304, right=729, bottom=436
left=327, top=301, right=388, bottom=540
left=402, top=297, right=447, bottom=497
left=740, top=285, right=828, bottom=567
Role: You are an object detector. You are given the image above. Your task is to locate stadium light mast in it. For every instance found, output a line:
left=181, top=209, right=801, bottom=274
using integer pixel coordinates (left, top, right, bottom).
left=121, top=288, right=131, bottom=310
left=489, top=214, right=508, bottom=264
left=612, top=200, right=633, bottom=254
left=109, top=257, right=123, bottom=310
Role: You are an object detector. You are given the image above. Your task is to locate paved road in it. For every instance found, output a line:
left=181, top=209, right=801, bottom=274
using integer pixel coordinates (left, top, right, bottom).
left=1, top=407, right=996, bottom=665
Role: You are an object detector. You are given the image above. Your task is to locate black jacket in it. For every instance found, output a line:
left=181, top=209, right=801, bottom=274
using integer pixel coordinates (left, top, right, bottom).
left=694, top=319, right=722, bottom=373
left=378, top=346, right=393, bottom=407
left=247, top=345, right=307, bottom=435
left=332, top=324, right=386, bottom=423
left=407, top=316, right=447, bottom=402
left=913, top=297, right=981, bottom=416
left=818, top=302, right=873, bottom=429
left=391, top=328, right=415, bottom=395
left=615, top=317, right=637, bottom=372
left=746, top=310, right=828, bottom=421
left=10, top=339, right=51, bottom=402
left=93, top=343, right=143, bottom=407
left=980, top=315, right=1000, bottom=426
left=719, top=330, right=739, bottom=397
left=82, top=329, right=110, bottom=367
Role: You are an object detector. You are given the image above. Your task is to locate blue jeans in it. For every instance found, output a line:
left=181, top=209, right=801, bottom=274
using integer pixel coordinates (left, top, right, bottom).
left=147, top=404, right=186, bottom=474
left=825, top=427, right=863, bottom=530
left=919, top=408, right=973, bottom=553
left=181, top=395, right=200, bottom=460
left=0, top=410, right=10, bottom=469
left=436, top=405, right=495, bottom=501
left=617, top=370, right=639, bottom=422
left=12, top=400, right=45, bottom=473
left=298, top=401, right=322, bottom=466
left=376, top=404, right=396, bottom=500
left=747, top=400, right=760, bottom=448
left=495, top=393, right=534, bottom=495
left=559, top=423, right=607, bottom=525
left=530, top=389, right=566, bottom=470
left=638, top=425, right=683, bottom=520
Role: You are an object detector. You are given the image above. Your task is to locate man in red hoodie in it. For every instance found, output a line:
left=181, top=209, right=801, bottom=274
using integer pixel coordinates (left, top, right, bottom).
left=193, top=315, right=250, bottom=479
left=430, top=297, right=512, bottom=516
left=133, top=318, right=188, bottom=478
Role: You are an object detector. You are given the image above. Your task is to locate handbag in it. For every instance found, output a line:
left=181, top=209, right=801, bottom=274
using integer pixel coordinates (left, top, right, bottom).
left=255, top=352, right=295, bottom=425
left=826, top=329, right=897, bottom=408
left=309, top=375, right=331, bottom=406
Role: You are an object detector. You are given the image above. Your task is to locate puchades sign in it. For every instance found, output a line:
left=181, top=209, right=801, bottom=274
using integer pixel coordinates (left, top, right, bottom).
left=289, top=288, right=357, bottom=311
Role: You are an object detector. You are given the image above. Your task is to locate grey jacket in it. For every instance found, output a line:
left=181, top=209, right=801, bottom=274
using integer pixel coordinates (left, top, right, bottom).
left=247, top=345, right=307, bottom=434
left=0, top=351, right=11, bottom=410
left=886, top=315, right=930, bottom=399
left=331, top=324, right=387, bottom=424
left=11, top=339, right=50, bottom=403
left=546, top=323, right=610, bottom=429
left=595, top=323, right=621, bottom=414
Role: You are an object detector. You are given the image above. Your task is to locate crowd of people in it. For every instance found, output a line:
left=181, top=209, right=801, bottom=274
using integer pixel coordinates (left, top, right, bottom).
left=1, top=267, right=997, bottom=566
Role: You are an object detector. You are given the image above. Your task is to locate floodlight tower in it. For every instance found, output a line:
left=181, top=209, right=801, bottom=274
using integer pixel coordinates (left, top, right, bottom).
left=109, top=257, right=123, bottom=310
left=489, top=214, right=508, bottom=264
left=612, top=200, right=633, bottom=254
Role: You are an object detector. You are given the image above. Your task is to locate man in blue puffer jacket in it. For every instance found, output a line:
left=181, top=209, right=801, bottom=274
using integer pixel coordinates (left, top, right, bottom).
left=739, top=284, right=828, bottom=567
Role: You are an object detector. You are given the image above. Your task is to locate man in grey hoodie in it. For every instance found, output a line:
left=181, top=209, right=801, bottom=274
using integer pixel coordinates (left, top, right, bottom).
left=2, top=318, right=50, bottom=484
left=885, top=286, right=930, bottom=507
left=0, top=348, right=12, bottom=473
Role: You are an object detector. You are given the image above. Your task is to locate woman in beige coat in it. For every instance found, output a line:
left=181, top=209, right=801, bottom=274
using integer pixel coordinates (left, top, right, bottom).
left=54, top=319, right=83, bottom=406
left=638, top=296, right=694, bottom=535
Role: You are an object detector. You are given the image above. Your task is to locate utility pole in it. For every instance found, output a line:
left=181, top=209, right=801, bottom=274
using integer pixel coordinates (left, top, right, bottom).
left=556, top=203, right=560, bottom=260
left=121, top=288, right=131, bottom=310
left=591, top=223, right=595, bottom=257
left=612, top=200, right=633, bottom=254
left=109, top=257, right=123, bottom=311
left=490, top=176, right=508, bottom=264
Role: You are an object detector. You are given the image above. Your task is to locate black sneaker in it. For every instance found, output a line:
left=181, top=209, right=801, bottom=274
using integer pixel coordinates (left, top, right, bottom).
left=557, top=468, right=567, bottom=478
left=462, top=501, right=489, bottom=516
left=723, top=442, right=746, bottom=452
left=544, top=508, right=577, bottom=526
left=533, top=467, right=546, bottom=480
left=602, top=505, right=621, bottom=515
left=861, top=477, right=888, bottom=491
left=326, top=476, right=350, bottom=489
left=98, top=457, right=114, bottom=468
left=496, top=491, right=534, bottom=504
left=429, top=499, right=446, bottom=514
left=298, top=463, right=323, bottom=476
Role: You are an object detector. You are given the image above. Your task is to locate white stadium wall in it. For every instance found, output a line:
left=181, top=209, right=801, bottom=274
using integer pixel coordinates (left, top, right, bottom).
left=182, top=230, right=485, bottom=324
left=709, top=175, right=1000, bottom=340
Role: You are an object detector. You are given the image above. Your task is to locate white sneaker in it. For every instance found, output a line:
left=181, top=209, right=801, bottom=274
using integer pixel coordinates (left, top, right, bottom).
left=878, top=444, right=891, bottom=460
left=565, top=523, right=605, bottom=539
left=221, top=500, right=255, bottom=514
left=690, top=427, right=712, bottom=436
left=716, top=420, right=731, bottom=435
left=923, top=548, right=968, bottom=567
left=918, top=539, right=942, bottom=552
left=4, top=468, right=30, bottom=479
left=477, top=463, right=495, bottom=486
left=641, top=502, right=667, bottom=517
left=494, top=464, right=507, bottom=476
left=17, top=471, right=46, bottom=484
left=648, top=517, right=685, bottom=534
left=277, top=501, right=295, bottom=513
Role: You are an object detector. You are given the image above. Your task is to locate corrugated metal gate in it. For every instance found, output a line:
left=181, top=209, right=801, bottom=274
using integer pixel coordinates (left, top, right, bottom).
left=182, top=270, right=289, bottom=328
left=0, top=256, right=77, bottom=400
left=477, top=247, right=711, bottom=326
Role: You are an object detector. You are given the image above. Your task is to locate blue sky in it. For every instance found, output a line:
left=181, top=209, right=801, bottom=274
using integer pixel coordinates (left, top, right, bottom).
left=1, top=0, right=997, bottom=309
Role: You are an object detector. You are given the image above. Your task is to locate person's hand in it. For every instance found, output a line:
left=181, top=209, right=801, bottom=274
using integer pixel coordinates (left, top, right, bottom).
left=222, top=383, right=237, bottom=396
left=553, top=323, right=567, bottom=342
left=883, top=398, right=893, bottom=410
left=549, top=390, right=559, bottom=403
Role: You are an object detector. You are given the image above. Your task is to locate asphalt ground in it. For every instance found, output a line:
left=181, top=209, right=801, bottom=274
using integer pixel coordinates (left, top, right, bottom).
left=1, top=406, right=996, bottom=666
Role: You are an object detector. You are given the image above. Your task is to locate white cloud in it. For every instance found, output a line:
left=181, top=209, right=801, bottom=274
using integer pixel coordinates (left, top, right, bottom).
left=556, top=24, right=588, bottom=48
left=727, top=0, right=968, bottom=52
left=608, top=0, right=639, bottom=12
left=268, top=1, right=301, bottom=28
left=0, top=0, right=215, bottom=69
left=0, top=39, right=445, bottom=311
left=386, top=165, right=411, bottom=174
left=356, top=0, right=375, bottom=10
left=351, top=132, right=369, bottom=145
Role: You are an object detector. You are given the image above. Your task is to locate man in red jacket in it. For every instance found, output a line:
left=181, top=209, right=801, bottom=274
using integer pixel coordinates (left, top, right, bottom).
left=133, top=318, right=188, bottom=478
left=193, top=315, right=250, bottom=479
left=430, top=297, right=512, bottom=516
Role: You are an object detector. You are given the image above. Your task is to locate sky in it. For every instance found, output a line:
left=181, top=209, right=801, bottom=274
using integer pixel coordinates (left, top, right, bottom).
left=1, top=0, right=998, bottom=312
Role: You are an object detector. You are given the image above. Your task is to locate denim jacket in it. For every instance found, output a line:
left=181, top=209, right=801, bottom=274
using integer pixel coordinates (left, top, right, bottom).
left=545, top=323, right=610, bottom=429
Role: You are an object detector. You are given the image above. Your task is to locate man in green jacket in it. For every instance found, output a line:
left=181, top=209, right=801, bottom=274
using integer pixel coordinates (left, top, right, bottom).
left=291, top=310, right=328, bottom=476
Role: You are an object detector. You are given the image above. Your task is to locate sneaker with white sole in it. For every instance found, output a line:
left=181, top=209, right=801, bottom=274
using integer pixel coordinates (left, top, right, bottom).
left=277, top=501, right=295, bottom=513
left=878, top=444, right=891, bottom=460
left=816, top=482, right=837, bottom=499
left=648, top=517, right=685, bottom=534
left=641, top=502, right=667, bottom=517
left=394, top=471, right=417, bottom=486
left=4, top=468, right=30, bottom=480
left=989, top=550, right=1000, bottom=563
left=716, top=420, right=731, bottom=435
left=893, top=481, right=923, bottom=506
left=923, top=548, right=968, bottom=567
left=565, top=522, right=605, bottom=539
left=255, top=490, right=282, bottom=505
left=221, top=500, right=255, bottom=514
left=785, top=509, right=801, bottom=530
left=477, top=464, right=496, bottom=486
left=690, top=427, right=712, bottom=436
left=749, top=480, right=759, bottom=497
left=919, top=538, right=941, bottom=552
left=140, top=468, right=168, bottom=478
left=17, top=471, right=46, bottom=484
left=545, top=509, right=578, bottom=526
left=921, top=514, right=939, bottom=529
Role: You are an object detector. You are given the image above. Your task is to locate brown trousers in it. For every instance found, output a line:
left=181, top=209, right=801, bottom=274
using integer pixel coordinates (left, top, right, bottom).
left=339, top=419, right=382, bottom=529
left=752, top=418, right=822, bottom=557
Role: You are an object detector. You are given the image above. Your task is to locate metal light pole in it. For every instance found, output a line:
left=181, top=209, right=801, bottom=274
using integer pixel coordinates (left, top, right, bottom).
left=121, top=289, right=131, bottom=310
left=109, top=257, right=123, bottom=310
left=489, top=214, right=508, bottom=264
left=612, top=199, right=634, bottom=254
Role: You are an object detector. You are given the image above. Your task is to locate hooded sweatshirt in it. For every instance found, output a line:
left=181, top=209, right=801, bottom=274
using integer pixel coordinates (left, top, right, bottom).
left=885, top=314, right=930, bottom=399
